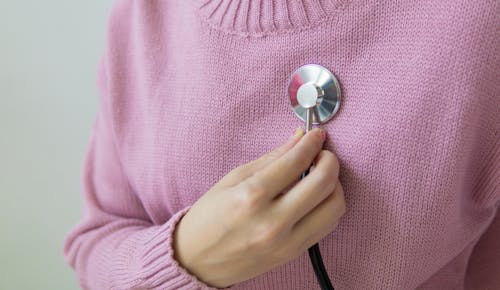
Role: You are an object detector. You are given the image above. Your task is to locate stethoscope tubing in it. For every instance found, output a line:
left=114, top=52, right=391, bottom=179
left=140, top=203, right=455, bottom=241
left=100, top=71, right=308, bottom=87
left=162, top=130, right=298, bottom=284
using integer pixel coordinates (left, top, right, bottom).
left=300, top=110, right=334, bottom=290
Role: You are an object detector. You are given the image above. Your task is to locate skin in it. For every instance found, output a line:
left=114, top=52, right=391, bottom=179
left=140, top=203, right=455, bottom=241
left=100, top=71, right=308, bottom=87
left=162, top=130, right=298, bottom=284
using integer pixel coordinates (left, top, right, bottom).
left=173, top=127, right=346, bottom=288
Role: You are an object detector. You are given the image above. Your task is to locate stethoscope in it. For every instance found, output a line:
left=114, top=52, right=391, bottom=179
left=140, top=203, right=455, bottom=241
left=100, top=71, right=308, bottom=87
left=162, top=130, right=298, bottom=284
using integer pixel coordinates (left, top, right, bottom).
left=287, top=64, right=341, bottom=290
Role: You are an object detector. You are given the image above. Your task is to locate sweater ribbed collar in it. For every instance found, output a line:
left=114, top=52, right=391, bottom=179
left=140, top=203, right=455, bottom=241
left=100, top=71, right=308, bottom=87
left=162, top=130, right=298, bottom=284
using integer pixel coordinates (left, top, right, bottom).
left=195, top=0, right=347, bottom=37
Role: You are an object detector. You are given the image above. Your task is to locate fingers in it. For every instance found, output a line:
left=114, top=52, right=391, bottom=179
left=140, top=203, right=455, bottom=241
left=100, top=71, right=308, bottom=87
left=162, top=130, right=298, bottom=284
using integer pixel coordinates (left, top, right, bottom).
left=244, top=128, right=305, bottom=176
left=274, top=150, right=340, bottom=226
left=290, top=182, right=346, bottom=252
left=242, top=128, right=326, bottom=200
left=216, top=128, right=305, bottom=188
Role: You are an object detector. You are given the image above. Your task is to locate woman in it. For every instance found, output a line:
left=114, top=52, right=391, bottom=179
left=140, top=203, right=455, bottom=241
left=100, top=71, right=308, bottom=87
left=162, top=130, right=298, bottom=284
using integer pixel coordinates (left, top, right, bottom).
left=63, top=1, right=499, bottom=289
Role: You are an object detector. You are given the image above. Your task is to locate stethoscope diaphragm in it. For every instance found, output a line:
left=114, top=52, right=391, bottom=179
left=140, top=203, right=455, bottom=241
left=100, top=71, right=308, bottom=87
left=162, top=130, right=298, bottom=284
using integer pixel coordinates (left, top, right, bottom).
left=288, top=64, right=341, bottom=126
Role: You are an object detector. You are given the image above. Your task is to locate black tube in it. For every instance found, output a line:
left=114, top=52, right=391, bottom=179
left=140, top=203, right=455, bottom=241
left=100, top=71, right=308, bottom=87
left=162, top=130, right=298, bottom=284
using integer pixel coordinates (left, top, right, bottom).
left=301, top=167, right=334, bottom=290
left=308, top=243, right=334, bottom=290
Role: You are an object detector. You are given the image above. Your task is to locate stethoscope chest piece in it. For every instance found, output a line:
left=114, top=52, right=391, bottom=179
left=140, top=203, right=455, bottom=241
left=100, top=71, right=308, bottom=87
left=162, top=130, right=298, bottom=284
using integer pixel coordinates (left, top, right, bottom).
left=288, top=64, right=341, bottom=125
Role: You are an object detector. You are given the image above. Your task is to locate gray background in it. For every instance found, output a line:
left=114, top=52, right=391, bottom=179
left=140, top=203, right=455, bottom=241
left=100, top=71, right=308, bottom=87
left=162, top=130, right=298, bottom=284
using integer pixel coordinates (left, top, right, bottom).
left=1, top=1, right=113, bottom=289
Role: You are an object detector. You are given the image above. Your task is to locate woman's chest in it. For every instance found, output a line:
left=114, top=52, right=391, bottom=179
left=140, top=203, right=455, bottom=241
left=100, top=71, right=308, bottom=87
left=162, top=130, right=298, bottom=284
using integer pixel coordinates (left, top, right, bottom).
left=115, top=6, right=486, bottom=227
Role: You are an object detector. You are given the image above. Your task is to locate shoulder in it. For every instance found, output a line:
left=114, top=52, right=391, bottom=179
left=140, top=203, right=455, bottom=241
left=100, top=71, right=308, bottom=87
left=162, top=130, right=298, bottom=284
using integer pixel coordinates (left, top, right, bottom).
left=105, top=0, right=170, bottom=56
left=99, top=0, right=174, bottom=96
left=96, top=0, right=175, bottom=140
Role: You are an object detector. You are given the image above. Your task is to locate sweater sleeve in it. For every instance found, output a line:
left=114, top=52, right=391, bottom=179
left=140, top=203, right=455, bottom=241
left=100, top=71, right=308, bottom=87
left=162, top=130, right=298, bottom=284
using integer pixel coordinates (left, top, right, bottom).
left=62, top=54, right=220, bottom=289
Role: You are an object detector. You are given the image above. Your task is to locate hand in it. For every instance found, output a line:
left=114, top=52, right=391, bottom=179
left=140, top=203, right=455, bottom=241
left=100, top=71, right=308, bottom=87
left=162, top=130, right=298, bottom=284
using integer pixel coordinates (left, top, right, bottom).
left=173, top=127, right=346, bottom=288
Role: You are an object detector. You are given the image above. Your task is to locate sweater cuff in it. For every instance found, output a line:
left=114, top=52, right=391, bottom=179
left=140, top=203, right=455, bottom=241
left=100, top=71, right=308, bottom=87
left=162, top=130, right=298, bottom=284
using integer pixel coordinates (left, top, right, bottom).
left=113, top=206, right=223, bottom=290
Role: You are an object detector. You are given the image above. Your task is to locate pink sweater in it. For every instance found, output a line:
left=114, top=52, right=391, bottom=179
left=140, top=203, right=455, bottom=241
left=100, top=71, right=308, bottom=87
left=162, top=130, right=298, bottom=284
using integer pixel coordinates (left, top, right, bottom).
left=63, top=1, right=500, bottom=289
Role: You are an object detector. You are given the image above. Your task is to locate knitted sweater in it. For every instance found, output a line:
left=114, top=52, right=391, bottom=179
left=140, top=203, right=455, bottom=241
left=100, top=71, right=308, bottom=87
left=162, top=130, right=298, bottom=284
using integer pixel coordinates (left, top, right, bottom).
left=63, top=1, right=500, bottom=289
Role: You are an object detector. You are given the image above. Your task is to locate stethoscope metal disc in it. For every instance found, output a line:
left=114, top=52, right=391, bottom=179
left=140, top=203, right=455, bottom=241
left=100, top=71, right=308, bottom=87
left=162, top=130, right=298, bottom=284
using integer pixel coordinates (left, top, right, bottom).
left=288, top=64, right=341, bottom=124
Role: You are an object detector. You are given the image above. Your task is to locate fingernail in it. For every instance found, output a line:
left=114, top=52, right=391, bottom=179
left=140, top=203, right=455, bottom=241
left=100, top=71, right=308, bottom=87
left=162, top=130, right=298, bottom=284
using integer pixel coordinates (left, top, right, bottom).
left=318, top=128, right=326, bottom=141
left=295, top=127, right=305, bottom=137
left=288, top=127, right=304, bottom=141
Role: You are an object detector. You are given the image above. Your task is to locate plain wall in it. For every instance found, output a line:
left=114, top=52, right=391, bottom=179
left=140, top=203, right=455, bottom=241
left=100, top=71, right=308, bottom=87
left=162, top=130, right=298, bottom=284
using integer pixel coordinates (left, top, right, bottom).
left=0, top=1, right=113, bottom=289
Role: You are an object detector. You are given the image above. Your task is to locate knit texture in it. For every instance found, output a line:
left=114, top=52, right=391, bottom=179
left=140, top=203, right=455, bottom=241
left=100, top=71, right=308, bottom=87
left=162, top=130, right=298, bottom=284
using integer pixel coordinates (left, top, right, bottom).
left=63, top=1, right=500, bottom=289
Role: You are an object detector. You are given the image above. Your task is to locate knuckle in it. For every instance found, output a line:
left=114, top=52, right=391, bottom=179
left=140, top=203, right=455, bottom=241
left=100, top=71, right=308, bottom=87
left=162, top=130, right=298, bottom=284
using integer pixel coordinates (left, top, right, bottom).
left=315, top=165, right=333, bottom=185
left=312, top=153, right=340, bottom=190
left=265, top=148, right=281, bottom=160
left=311, top=166, right=333, bottom=185
left=333, top=185, right=347, bottom=215
left=230, top=164, right=250, bottom=179
left=238, top=179, right=266, bottom=208
left=311, top=170, right=331, bottom=190
left=286, top=151, right=310, bottom=169
left=245, top=176, right=267, bottom=196
left=337, top=194, right=347, bottom=215
left=331, top=153, right=340, bottom=174
left=339, top=201, right=347, bottom=216
left=307, top=129, right=324, bottom=145
left=253, top=221, right=285, bottom=248
left=237, top=192, right=260, bottom=210
left=318, top=150, right=340, bottom=174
